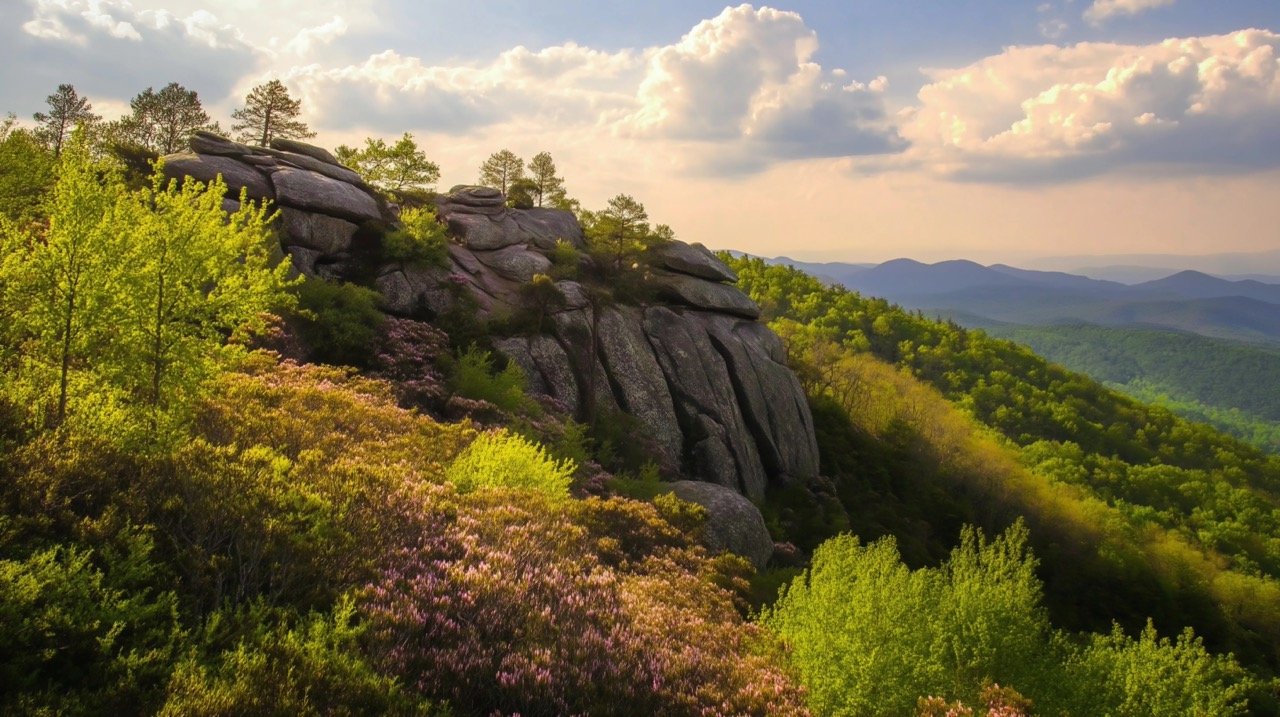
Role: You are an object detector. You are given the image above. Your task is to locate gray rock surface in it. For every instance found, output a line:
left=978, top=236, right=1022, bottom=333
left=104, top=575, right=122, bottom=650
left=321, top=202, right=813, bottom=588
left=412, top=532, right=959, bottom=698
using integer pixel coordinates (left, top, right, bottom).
left=512, top=208, right=587, bottom=251
left=643, top=306, right=768, bottom=499
left=270, top=138, right=341, bottom=166
left=653, top=241, right=738, bottom=282
left=444, top=185, right=505, bottom=207
left=279, top=208, right=358, bottom=255
left=190, top=131, right=250, bottom=157
left=473, top=244, right=553, bottom=282
left=703, top=316, right=820, bottom=482
left=261, top=147, right=365, bottom=186
left=161, top=153, right=273, bottom=201
left=669, top=481, right=773, bottom=569
left=594, top=306, right=683, bottom=471
left=649, top=269, right=761, bottom=319
left=272, top=167, right=381, bottom=224
left=443, top=212, right=524, bottom=251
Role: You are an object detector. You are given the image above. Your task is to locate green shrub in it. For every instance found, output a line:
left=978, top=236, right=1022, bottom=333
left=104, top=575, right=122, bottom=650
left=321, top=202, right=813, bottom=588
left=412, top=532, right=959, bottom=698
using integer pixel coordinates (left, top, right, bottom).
left=160, top=599, right=439, bottom=717
left=383, top=207, right=447, bottom=267
left=0, top=534, right=181, bottom=716
left=1064, top=621, right=1254, bottom=716
left=292, top=279, right=385, bottom=368
left=549, top=238, right=581, bottom=279
left=446, top=346, right=534, bottom=415
left=445, top=429, right=575, bottom=499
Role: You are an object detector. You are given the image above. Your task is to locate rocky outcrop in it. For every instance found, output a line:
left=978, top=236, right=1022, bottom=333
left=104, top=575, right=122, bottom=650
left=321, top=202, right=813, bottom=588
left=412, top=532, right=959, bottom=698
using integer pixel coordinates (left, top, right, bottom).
left=161, top=134, right=821, bottom=502
left=160, top=132, right=395, bottom=272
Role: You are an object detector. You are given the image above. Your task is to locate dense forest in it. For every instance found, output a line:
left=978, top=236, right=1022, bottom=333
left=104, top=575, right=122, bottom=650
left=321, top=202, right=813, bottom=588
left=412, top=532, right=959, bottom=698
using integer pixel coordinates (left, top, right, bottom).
left=984, top=324, right=1280, bottom=451
left=1, top=83, right=1278, bottom=714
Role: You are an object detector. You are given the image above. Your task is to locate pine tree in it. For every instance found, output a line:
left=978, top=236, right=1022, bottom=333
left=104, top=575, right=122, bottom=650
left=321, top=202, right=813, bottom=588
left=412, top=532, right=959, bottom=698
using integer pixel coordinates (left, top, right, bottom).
left=478, top=149, right=524, bottom=195
left=33, top=84, right=100, bottom=157
left=118, top=82, right=218, bottom=154
left=334, top=133, right=440, bottom=194
left=526, top=151, right=566, bottom=208
left=230, top=80, right=315, bottom=147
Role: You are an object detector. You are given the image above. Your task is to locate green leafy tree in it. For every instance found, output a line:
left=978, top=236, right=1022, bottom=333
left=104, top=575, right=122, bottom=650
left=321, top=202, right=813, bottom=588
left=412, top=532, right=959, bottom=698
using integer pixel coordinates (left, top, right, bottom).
left=526, top=151, right=566, bottom=207
left=0, top=137, right=292, bottom=437
left=33, top=84, right=100, bottom=157
left=478, top=148, right=524, bottom=195
left=117, top=82, right=219, bottom=154
left=108, top=171, right=293, bottom=430
left=231, top=80, right=315, bottom=147
left=1, top=136, right=124, bottom=426
left=334, top=133, right=440, bottom=195
left=0, top=121, right=55, bottom=225
left=506, top=177, right=538, bottom=209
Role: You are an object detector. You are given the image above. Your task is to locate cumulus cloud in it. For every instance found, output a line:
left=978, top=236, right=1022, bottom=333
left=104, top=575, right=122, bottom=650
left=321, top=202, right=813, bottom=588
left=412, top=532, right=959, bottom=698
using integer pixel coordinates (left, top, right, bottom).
left=897, top=29, right=1280, bottom=181
left=622, top=4, right=903, bottom=168
left=1084, top=0, right=1175, bottom=24
left=6, top=0, right=259, bottom=111
left=285, top=43, right=641, bottom=136
left=278, top=16, right=348, bottom=57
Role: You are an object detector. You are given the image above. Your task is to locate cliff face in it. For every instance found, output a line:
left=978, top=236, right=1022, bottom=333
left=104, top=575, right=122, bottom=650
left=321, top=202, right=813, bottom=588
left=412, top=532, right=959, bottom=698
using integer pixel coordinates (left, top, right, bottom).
left=162, top=134, right=819, bottom=501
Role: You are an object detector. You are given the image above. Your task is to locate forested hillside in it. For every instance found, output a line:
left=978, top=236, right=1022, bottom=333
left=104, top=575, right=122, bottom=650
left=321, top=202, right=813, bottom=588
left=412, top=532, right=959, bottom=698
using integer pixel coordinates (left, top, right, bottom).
left=728, top=256, right=1280, bottom=703
left=985, top=324, right=1280, bottom=451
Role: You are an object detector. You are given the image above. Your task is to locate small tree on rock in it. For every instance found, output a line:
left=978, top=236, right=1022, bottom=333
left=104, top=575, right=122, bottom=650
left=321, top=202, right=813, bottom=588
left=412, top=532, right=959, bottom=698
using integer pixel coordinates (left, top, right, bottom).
left=584, top=194, right=662, bottom=274
left=117, top=82, right=219, bottom=154
left=334, top=133, right=440, bottom=196
left=231, top=80, right=315, bottom=147
left=527, top=151, right=566, bottom=208
left=478, top=149, right=524, bottom=195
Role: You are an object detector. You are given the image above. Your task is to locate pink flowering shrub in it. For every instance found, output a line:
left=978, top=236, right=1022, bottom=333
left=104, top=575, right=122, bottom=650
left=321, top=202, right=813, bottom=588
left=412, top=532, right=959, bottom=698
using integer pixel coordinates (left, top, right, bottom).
left=363, top=491, right=809, bottom=716
left=918, top=684, right=1032, bottom=717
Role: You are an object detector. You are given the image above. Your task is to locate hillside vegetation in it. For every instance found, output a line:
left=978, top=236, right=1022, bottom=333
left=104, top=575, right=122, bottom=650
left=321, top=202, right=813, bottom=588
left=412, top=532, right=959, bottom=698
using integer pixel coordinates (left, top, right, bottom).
left=0, top=127, right=1274, bottom=714
left=985, top=324, right=1280, bottom=451
left=728, top=256, right=1280, bottom=684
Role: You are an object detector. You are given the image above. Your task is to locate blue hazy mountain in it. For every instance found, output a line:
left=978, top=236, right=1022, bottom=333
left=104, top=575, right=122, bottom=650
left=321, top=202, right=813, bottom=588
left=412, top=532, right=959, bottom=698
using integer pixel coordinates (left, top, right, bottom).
left=770, top=257, right=1280, bottom=345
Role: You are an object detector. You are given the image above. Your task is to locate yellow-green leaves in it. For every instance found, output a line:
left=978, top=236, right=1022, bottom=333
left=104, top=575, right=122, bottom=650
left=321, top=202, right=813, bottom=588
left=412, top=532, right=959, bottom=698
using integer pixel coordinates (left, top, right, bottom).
left=0, top=137, right=294, bottom=445
left=445, top=429, right=575, bottom=500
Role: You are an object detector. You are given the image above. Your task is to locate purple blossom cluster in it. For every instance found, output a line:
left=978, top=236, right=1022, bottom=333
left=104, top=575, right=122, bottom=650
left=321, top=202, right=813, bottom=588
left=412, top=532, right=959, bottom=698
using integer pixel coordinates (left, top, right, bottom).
left=362, top=492, right=809, bottom=716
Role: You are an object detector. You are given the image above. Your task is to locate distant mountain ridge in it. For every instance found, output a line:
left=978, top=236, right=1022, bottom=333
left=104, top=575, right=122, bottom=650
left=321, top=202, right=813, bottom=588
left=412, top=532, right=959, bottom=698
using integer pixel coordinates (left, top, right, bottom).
left=770, top=257, right=1280, bottom=346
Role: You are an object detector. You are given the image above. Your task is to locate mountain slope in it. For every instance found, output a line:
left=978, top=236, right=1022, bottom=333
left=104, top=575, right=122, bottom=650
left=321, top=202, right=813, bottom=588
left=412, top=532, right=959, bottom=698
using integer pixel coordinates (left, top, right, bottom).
left=985, top=324, right=1280, bottom=450
left=729, top=254, right=1280, bottom=676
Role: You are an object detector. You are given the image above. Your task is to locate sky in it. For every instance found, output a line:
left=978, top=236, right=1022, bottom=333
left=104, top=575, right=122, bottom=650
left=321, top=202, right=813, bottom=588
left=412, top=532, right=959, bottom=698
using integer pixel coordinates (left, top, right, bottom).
left=2, top=0, right=1279, bottom=265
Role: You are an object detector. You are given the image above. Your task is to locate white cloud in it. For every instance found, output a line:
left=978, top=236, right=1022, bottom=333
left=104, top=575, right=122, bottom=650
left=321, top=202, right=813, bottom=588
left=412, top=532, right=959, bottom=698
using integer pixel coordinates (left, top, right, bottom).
left=279, top=16, right=348, bottom=57
left=895, top=29, right=1280, bottom=181
left=1084, top=0, right=1175, bottom=24
left=6, top=0, right=261, bottom=114
left=282, top=4, right=901, bottom=175
left=621, top=4, right=902, bottom=167
left=284, top=42, right=642, bottom=136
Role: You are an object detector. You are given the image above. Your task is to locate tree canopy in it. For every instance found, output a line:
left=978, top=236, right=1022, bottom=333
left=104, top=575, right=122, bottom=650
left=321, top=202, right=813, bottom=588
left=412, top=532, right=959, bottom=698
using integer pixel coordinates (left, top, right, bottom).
left=115, top=82, right=218, bottom=155
left=527, top=151, right=566, bottom=208
left=582, top=194, right=673, bottom=273
left=33, top=84, right=100, bottom=157
left=0, top=135, right=293, bottom=440
left=335, top=133, right=440, bottom=195
left=230, top=80, right=315, bottom=147
left=478, top=149, right=524, bottom=195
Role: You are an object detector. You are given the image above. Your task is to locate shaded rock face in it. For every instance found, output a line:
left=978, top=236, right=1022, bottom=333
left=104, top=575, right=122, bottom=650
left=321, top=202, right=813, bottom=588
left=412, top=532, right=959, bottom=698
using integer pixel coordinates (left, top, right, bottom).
left=161, top=135, right=820, bottom=501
